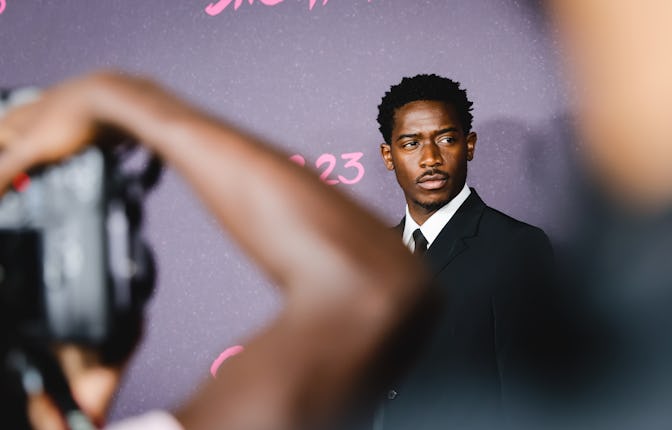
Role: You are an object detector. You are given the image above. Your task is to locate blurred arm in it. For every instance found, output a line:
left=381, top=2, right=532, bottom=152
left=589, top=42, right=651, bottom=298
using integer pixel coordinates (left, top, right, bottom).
left=0, top=72, right=429, bottom=429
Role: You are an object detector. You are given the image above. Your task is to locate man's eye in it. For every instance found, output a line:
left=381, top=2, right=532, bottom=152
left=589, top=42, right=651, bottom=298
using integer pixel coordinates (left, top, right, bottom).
left=438, top=136, right=456, bottom=144
left=402, top=141, right=418, bottom=149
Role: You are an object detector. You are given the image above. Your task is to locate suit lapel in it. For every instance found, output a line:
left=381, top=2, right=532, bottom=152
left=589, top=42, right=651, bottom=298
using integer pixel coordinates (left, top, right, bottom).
left=394, top=190, right=486, bottom=276
left=424, top=190, right=486, bottom=276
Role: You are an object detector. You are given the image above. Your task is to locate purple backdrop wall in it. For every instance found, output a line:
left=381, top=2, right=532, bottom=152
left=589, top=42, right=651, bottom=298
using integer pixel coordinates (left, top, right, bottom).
left=0, top=0, right=568, bottom=419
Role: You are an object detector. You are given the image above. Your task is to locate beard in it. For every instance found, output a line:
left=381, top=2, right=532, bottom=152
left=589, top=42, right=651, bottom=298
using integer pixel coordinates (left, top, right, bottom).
left=413, top=198, right=451, bottom=213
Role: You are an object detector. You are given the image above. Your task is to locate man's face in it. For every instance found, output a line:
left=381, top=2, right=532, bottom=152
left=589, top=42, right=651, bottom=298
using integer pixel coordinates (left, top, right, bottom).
left=381, top=100, right=476, bottom=224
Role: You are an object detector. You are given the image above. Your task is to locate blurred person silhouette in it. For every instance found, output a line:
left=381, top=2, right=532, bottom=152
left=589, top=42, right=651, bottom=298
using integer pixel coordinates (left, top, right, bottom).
left=518, top=2, right=672, bottom=428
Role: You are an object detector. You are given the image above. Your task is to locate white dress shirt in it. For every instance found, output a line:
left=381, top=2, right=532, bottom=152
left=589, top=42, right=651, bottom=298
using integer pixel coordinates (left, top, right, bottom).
left=402, top=184, right=471, bottom=253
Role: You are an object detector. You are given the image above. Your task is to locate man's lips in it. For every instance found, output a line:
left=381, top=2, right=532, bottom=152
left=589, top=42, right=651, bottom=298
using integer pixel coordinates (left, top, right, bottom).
left=417, top=173, right=449, bottom=190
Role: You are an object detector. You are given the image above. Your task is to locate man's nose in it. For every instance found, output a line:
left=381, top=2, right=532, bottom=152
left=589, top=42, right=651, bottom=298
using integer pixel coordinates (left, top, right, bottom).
left=419, top=142, right=443, bottom=168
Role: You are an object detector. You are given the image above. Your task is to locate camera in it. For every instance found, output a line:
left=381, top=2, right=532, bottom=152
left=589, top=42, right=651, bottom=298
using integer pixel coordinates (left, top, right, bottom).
left=0, top=88, right=159, bottom=348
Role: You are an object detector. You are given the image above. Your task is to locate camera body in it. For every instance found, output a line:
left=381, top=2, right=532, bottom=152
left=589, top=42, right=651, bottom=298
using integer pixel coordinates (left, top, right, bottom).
left=1, top=148, right=121, bottom=343
left=0, top=88, right=156, bottom=347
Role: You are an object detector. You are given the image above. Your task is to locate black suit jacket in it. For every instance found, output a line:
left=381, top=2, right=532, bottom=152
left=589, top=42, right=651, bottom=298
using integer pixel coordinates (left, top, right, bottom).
left=376, top=189, right=553, bottom=430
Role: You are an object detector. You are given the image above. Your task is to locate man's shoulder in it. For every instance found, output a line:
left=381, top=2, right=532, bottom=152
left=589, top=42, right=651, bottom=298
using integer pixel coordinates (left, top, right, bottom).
left=464, top=189, right=545, bottom=234
left=478, top=204, right=548, bottom=241
left=475, top=204, right=553, bottom=274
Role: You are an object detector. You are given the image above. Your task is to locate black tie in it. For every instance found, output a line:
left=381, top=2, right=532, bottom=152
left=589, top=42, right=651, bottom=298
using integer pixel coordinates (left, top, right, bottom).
left=412, top=229, right=428, bottom=257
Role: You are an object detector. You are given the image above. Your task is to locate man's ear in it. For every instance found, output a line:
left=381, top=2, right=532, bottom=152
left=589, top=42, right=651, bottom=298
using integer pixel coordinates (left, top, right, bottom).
left=466, top=132, right=477, bottom=161
left=380, top=143, right=394, bottom=170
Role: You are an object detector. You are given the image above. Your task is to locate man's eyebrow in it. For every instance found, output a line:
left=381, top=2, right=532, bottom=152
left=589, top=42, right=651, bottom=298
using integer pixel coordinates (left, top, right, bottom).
left=396, top=133, right=419, bottom=142
left=436, top=127, right=460, bottom=134
left=395, top=127, right=460, bottom=142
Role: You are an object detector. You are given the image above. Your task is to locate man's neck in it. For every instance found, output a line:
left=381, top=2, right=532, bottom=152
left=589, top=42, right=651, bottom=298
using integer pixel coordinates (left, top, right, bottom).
left=407, top=184, right=471, bottom=226
left=408, top=207, right=438, bottom=226
left=402, top=185, right=472, bottom=250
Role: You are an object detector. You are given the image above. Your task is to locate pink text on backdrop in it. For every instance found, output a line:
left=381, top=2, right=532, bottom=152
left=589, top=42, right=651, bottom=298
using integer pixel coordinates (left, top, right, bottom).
left=205, top=0, right=371, bottom=16
left=290, top=152, right=365, bottom=186
left=0, top=0, right=6, bottom=15
left=211, top=345, right=245, bottom=377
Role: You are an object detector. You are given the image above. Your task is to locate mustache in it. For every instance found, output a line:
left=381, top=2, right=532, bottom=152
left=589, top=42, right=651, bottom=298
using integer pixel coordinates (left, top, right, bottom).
left=416, top=169, right=449, bottom=183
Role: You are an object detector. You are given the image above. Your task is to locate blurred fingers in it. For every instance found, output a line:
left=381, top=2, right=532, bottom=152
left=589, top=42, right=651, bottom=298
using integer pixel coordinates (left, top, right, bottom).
left=27, top=393, right=68, bottom=430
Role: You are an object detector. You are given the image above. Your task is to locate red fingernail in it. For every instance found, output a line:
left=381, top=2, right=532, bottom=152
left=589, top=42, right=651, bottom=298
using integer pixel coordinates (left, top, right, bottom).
left=12, top=172, right=30, bottom=192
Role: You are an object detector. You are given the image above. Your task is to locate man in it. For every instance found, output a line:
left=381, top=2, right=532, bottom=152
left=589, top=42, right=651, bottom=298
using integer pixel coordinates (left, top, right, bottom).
left=0, top=72, right=432, bottom=429
left=375, top=74, right=553, bottom=430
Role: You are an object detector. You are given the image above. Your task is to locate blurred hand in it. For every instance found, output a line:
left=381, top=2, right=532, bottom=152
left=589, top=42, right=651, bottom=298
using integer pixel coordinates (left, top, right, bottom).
left=27, top=345, right=122, bottom=430
left=0, top=72, right=140, bottom=194
left=0, top=78, right=94, bottom=191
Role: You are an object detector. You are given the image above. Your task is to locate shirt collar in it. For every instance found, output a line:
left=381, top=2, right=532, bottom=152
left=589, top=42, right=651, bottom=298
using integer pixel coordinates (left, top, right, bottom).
left=402, top=184, right=471, bottom=251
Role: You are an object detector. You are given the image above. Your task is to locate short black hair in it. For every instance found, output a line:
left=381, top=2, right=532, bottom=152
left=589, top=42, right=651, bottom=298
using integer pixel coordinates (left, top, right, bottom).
left=377, top=74, right=474, bottom=144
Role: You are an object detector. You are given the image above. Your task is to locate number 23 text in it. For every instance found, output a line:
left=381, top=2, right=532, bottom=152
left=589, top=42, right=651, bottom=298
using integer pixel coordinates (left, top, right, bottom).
left=290, top=152, right=365, bottom=185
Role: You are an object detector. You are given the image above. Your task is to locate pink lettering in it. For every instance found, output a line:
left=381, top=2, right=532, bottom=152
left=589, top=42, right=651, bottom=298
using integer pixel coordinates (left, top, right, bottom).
left=316, top=153, right=339, bottom=185
left=289, top=152, right=365, bottom=186
left=205, top=0, right=370, bottom=15
left=289, top=154, right=306, bottom=166
left=308, top=0, right=328, bottom=11
left=210, top=345, right=245, bottom=377
left=338, top=152, right=365, bottom=185
left=0, top=0, right=6, bottom=15
left=205, top=0, right=284, bottom=16
left=206, top=0, right=246, bottom=15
